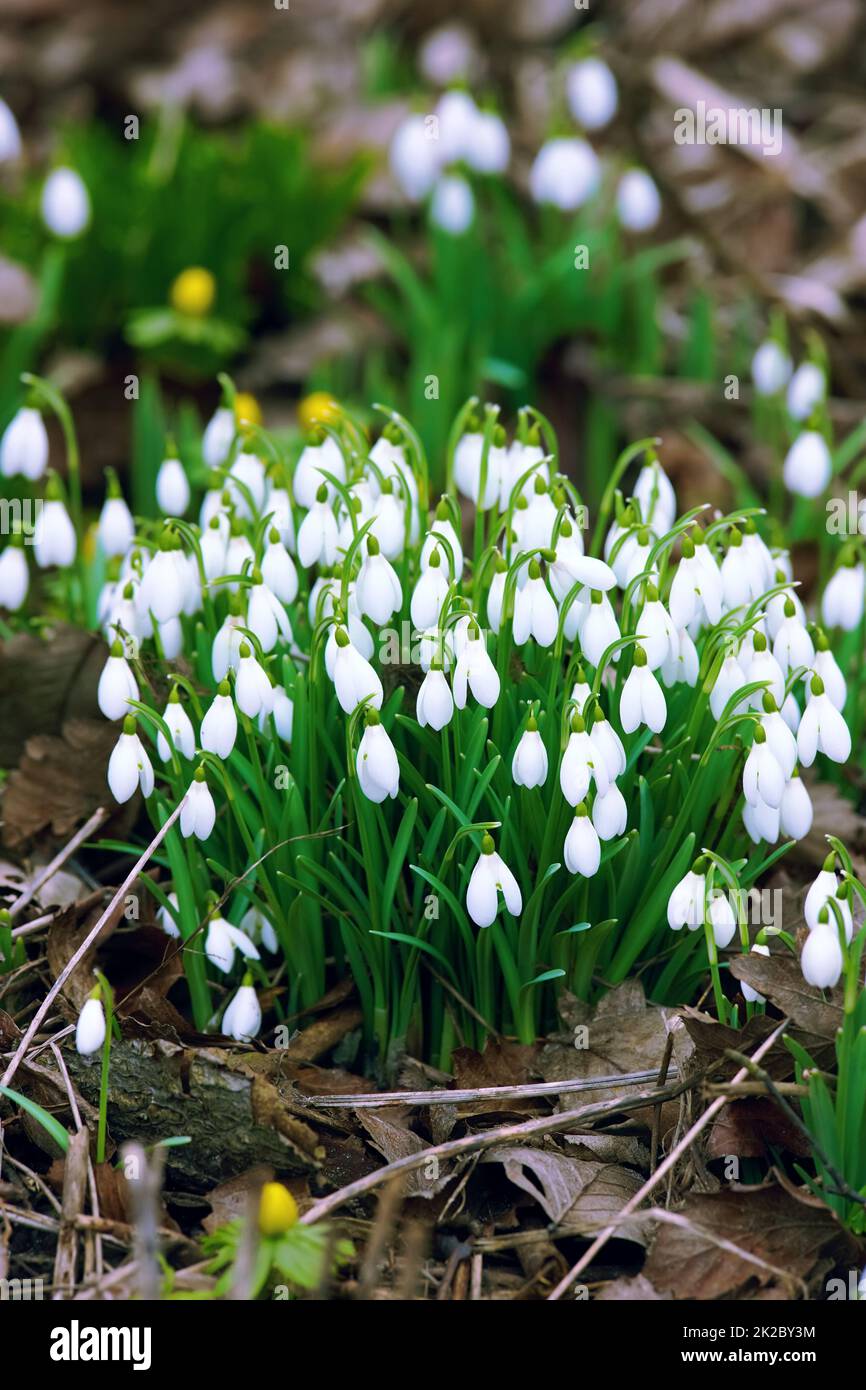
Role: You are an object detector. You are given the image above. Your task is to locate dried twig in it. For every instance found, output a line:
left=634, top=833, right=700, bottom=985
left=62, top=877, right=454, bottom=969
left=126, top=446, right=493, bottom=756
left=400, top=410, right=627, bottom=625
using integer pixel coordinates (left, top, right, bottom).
left=301, top=1067, right=679, bottom=1110
left=8, top=807, right=108, bottom=920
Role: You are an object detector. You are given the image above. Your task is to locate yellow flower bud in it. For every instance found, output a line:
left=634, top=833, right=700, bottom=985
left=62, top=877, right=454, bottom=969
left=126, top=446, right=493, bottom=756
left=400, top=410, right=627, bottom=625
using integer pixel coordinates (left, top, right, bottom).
left=298, top=391, right=340, bottom=432
left=258, top=1181, right=298, bottom=1236
left=169, top=266, right=216, bottom=317
left=235, top=392, right=262, bottom=429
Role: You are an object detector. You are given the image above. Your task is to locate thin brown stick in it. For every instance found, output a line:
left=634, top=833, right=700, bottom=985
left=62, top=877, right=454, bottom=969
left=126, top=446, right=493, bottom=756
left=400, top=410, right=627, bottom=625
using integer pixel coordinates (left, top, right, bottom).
left=8, top=807, right=108, bottom=919
left=650, top=1029, right=675, bottom=1175
left=301, top=1067, right=679, bottom=1110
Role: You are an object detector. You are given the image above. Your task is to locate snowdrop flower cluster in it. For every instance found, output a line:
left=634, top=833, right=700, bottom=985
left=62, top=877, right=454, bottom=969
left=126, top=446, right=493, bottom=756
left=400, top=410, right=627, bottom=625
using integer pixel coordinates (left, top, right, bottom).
left=390, top=89, right=509, bottom=234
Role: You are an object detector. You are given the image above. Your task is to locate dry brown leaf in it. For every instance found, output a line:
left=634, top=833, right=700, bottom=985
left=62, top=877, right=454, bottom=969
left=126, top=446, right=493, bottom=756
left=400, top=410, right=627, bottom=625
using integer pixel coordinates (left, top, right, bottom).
left=482, top=1143, right=649, bottom=1243
left=707, top=1098, right=812, bottom=1159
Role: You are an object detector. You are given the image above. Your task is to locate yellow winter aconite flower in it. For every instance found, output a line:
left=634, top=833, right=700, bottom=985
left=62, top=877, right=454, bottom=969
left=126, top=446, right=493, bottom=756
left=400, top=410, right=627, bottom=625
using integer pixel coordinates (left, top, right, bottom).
left=234, top=392, right=262, bottom=429
left=298, top=391, right=340, bottom=432
left=169, top=266, right=216, bottom=317
left=258, top=1181, right=298, bottom=1236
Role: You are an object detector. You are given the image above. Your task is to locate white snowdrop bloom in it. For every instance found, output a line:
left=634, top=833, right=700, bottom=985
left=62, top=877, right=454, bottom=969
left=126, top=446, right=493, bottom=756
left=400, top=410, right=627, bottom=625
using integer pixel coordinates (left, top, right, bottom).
left=667, top=865, right=710, bottom=931
left=259, top=683, right=294, bottom=741
left=566, top=54, right=618, bottom=129
left=633, top=461, right=676, bottom=536
left=155, top=616, right=183, bottom=660
left=107, top=717, right=154, bottom=803
left=564, top=805, right=601, bottom=877
left=512, top=562, right=558, bottom=647
left=181, top=771, right=216, bottom=840
left=745, top=633, right=785, bottom=708
left=41, top=167, right=90, bottom=237
left=333, top=628, right=384, bottom=713
left=0, top=97, right=21, bottom=162
left=619, top=647, right=666, bottom=734
left=486, top=561, right=507, bottom=635
left=293, top=434, right=345, bottom=509
left=773, top=601, right=814, bottom=676
left=742, top=794, right=780, bottom=845
left=669, top=536, right=722, bottom=629
left=368, top=481, right=405, bottom=560
left=635, top=586, right=678, bottom=670
left=801, top=920, right=843, bottom=990
left=529, top=137, right=601, bottom=211
left=0, top=407, right=49, bottom=480
left=783, top=430, right=831, bottom=499
left=453, top=624, right=500, bottom=709
left=710, top=653, right=747, bottom=720
left=579, top=590, right=621, bottom=668
left=235, top=643, right=274, bottom=719
left=766, top=575, right=804, bottom=639
left=389, top=112, right=441, bottom=200
left=156, top=456, right=190, bottom=515
left=241, top=906, right=279, bottom=954
left=200, top=683, right=237, bottom=759
left=592, top=782, right=627, bottom=841
left=616, top=526, right=656, bottom=590
left=226, top=451, right=267, bottom=520
left=356, top=537, right=402, bottom=625
left=322, top=593, right=374, bottom=673
left=421, top=510, right=463, bottom=578
left=453, top=430, right=505, bottom=511
left=430, top=174, right=474, bottom=235
left=616, top=168, right=661, bottom=232
left=512, top=718, right=548, bottom=788
left=247, top=579, right=293, bottom=653
left=267, top=486, right=296, bottom=551
left=297, top=490, right=339, bottom=568
left=435, top=88, right=480, bottom=163
left=139, top=543, right=186, bottom=623
left=201, top=515, right=229, bottom=582
left=202, top=406, right=236, bottom=470
left=560, top=714, right=609, bottom=805
left=520, top=479, right=558, bottom=552
left=751, top=340, right=791, bottom=396
left=809, top=639, right=846, bottom=710
left=98, top=642, right=139, bottom=721
left=157, top=893, right=181, bottom=940
left=76, top=995, right=106, bottom=1057
left=33, top=496, right=76, bottom=568
left=222, top=978, right=262, bottom=1042
left=589, top=715, right=626, bottom=780
left=412, top=551, right=450, bottom=631
left=720, top=533, right=757, bottom=611
left=571, top=676, right=592, bottom=714
left=98, top=493, right=135, bottom=559
left=804, top=859, right=840, bottom=931
left=416, top=664, right=454, bottom=730
left=0, top=544, right=28, bottom=610
left=797, top=674, right=851, bottom=766
left=211, top=615, right=245, bottom=682
left=661, top=627, right=699, bottom=687
left=466, top=834, right=522, bottom=928
left=205, top=915, right=260, bottom=975
left=821, top=559, right=864, bottom=631
left=741, top=942, right=770, bottom=1003
left=743, top=726, right=785, bottom=809
left=157, top=689, right=196, bottom=762
left=780, top=772, right=812, bottom=839
left=502, top=438, right=548, bottom=507
left=223, top=533, right=255, bottom=592
left=760, top=698, right=797, bottom=779
left=741, top=524, right=775, bottom=594
left=261, top=530, right=298, bottom=604
left=707, top=890, right=737, bottom=949
left=356, top=712, right=400, bottom=803
left=552, top=540, right=617, bottom=603
left=467, top=109, right=510, bottom=173
left=786, top=361, right=825, bottom=421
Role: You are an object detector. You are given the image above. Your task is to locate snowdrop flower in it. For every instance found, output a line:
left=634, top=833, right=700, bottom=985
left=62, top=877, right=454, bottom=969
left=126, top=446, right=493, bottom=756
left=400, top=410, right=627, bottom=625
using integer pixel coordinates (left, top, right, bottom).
left=211, top=614, right=245, bottom=682
left=809, top=631, right=846, bottom=709
left=579, top=590, right=621, bottom=668
left=356, top=710, right=400, bottom=803
left=76, top=993, right=106, bottom=1057
left=800, top=914, right=843, bottom=990
left=743, top=796, right=780, bottom=845
left=181, top=768, right=216, bottom=840
left=635, top=584, right=678, bottom=670
left=821, top=557, right=864, bottom=631
left=0, top=540, right=28, bottom=611
left=356, top=535, right=402, bottom=625
left=512, top=716, right=548, bottom=788
left=222, top=975, right=262, bottom=1042
left=156, top=456, right=190, bottom=515
left=454, top=428, right=505, bottom=511
left=227, top=451, right=267, bottom=520
left=200, top=681, right=237, bottom=759
left=430, top=174, right=474, bottom=235
left=411, top=549, right=450, bottom=631
left=520, top=478, right=558, bottom=553
left=293, top=433, right=345, bottom=509
left=436, top=88, right=481, bottom=163
left=368, top=479, right=405, bottom=560
left=708, top=890, right=737, bottom=949
left=107, top=716, right=154, bottom=803
left=157, top=688, right=196, bottom=762
left=466, top=833, right=522, bottom=928
left=620, top=647, right=666, bottom=734
left=745, top=632, right=785, bottom=708
left=797, top=674, right=851, bottom=766
left=760, top=694, right=797, bottom=779
left=421, top=503, right=463, bottom=577
left=780, top=771, right=812, bottom=839
left=564, top=804, right=601, bottom=877
left=260, top=683, right=294, bottom=741
left=566, top=56, right=618, bottom=129
left=710, top=653, right=747, bottom=720
left=97, top=478, right=135, bottom=558
left=740, top=521, right=774, bottom=595
left=157, top=893, right=181, bottom=939
left=719, top=529, right=761, bottom=611
left=589, top=714, right=626, bottom=780
left=783, top=430, right=831, bottom=499
left=247, top=577, right=293, bottom=653
left=661, top=628, right=699, bottom=688
left=468, top=110, right=510, bottom=173
left=633, top=461, right=676, bottom=537
left=0, top=407, right=49, bottom=480
left=298, top=486, right=339, bottom=568
left=98, top=640, right=139, bottom=721
left=786, top=361, right=825, bottom=421
left=261, top=528, right=298, bottom=604
left=616, top=169, right=661, bottom=232
left=241, top=906, right=279, bottom=954
left=139, top=538, right=187, bottom=623
left=416, top=662, right=454, bottom=730
left=560, top=713, right=608, bottom=805
left=803, top=854, right=852, bottom=939
left=751, top=341, right=791, bottom=396
left=205, top=914, right=260, bottom=974
left=200, top=514, right=229, bottom=582
left=202, top=406, right=235, bottom=470
left=529, top=137, right=601, bottom=211
left=41, top=167, right=90, bottom=238
left=333, top=627, right=383, bottom=713
left=453, top=623, right=500, bottom=709
left=741, top=942, right=770, bottom=1003
left=390, top=113, right=440, bottom=200
left=667, top=864, right=707, bottom=931
left=513, top=560, right=558, bottom=647
left=33, top=491, right=76, bottom=569
left=486, top=554, right=508, bottom=634
left=592, top=782, right=627, bottom=841
left=743, top=724, right=784, bottom=809
left=235, top=643, right=273, bottom=719
left=772, top=599, right=814, bottom=676
left=0, top=97, right=21, bottom=162
left=766, top=571, right=804, bottom=639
